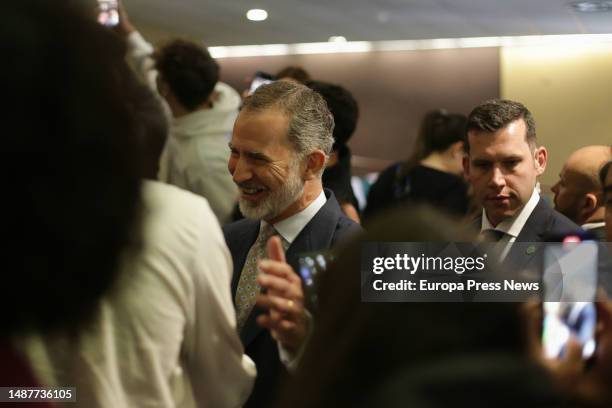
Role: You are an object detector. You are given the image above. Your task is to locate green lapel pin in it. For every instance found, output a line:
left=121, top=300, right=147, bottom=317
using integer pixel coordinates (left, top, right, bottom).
left=526, top=245, right=536, bottom=255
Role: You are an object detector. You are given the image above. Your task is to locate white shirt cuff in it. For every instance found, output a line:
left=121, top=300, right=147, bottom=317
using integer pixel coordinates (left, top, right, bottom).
left=277, top=309, right=314, bottom=372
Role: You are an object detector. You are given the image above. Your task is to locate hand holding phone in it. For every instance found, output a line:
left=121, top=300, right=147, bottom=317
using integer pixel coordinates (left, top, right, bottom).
left=298, top=250, right=335, bottom=309
left=542, top=239, right=598, bottom=359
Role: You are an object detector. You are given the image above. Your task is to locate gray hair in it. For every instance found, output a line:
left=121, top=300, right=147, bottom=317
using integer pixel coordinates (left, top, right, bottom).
left=242, top=80, right=334, bottom=175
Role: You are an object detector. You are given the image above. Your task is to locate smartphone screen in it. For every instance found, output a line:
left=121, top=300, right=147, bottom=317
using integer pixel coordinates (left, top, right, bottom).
left=542, top=302, right=596, bottom=359
left=541, top=240, right=598, bottom=359
left=298, top=251, right=335, bottom=309
left=97, top=0, right=119, bottom=27
left=248, top=72, right=274, bottom=95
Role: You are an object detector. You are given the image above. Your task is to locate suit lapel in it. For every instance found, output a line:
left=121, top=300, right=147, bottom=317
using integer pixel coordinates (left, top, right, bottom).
left=240, top=190, right=344, bottom=347
left=514, top=198, right=548, bottom=243
left=285, top=190, right=343, bottom=270
left=503, top=198, right=549, bottom=272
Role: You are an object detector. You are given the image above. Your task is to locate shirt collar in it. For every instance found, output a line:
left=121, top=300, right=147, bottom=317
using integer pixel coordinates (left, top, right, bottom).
left=481, top=188, right=540, bottom=238
left=262, top=190, right=326, bottom=245
left=582, top=221, right=605, bottom=230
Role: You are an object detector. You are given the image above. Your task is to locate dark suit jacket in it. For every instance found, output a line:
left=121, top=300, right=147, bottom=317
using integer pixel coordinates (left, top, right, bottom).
left=474, top=198, right=582, bottom=300
left=223, top=189, right=361, bottom=408
left=503, top=197, right=581, bottom=273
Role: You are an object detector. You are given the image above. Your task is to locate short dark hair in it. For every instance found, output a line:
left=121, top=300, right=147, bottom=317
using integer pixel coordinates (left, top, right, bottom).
left=465, top=99, right=536, bottom=153
left=155, top=40, right=219, bottom=111
left=306, top=80, right=359, bottom=149
left=600, top=160, right=612, bottom=191
left=399, top=110, right=467, bottom=179
left=420, top=110, right=467, bottom=156
left=275, top=66, right=311, bottom=83
left=128, top=83, right=168, bottom=179
left=3, top=1, right=143, bottom=335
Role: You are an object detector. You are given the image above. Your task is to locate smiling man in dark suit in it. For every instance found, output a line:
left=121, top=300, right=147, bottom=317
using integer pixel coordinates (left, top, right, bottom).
left=223, top=80, right=360, bottom=407
left=464, top=99, right=580, bottom=272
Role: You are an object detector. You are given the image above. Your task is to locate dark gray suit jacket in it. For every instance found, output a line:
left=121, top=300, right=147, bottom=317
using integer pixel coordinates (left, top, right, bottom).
left=223, top=189, right=361, bottom=408
left=503, top=197, right=581, bottom=273
left=473, top=198, right=582, bottom=301
left=475, top=197, right=581, bottom=269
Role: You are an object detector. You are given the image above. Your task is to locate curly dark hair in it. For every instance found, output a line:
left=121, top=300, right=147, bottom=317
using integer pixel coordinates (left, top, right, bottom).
left=154, top=39, right=219, bottom=111
left=306, top=80, right=359, bottom=150
left=2, top=1, right=143, bottom=335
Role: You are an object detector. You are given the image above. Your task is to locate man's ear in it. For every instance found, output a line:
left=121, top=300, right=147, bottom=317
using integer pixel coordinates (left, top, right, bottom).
left=583, top=192, right=599, bottom=213
left=304, top=150, right=327, bottom=180
left=534, top=146, right=547, bottom=176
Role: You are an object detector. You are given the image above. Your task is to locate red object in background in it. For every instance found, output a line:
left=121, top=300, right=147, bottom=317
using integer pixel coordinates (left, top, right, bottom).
left=0, top=340, right=55, bottom=408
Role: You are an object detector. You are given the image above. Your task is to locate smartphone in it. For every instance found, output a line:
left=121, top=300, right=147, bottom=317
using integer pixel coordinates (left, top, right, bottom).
left=298, top=250, right=335, bottom=309
left=248, top=71, right=274, bottom=95
left=541, top=239, right=598, bottom=359
left=97, top=0, right=119, bottom=27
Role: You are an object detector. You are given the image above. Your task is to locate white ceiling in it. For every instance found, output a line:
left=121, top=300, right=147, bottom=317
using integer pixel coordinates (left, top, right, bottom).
left=125, top=0, right=612, bottom=46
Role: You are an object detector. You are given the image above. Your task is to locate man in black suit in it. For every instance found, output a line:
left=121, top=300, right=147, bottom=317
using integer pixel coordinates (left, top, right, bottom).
left=224, top=80, right=360, bottom=407
left=551, top=145, right=612, bottom=241
left=463, top=99, right=580, bottom=273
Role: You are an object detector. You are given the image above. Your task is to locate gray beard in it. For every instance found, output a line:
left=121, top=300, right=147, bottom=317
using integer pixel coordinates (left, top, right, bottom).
left=238, top=171, right=305, bottom=221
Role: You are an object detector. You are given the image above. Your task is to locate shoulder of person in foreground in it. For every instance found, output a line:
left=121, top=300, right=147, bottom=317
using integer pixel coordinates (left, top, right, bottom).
left=141, top=180, right=256, bottom=407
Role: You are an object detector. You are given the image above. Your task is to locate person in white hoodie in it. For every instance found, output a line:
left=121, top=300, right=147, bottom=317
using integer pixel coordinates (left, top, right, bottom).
left=117, top=2, right=239, bottom=224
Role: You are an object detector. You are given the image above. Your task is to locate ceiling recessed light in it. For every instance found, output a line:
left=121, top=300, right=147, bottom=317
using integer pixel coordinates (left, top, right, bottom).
left=328, top=36, right=347, bottom=43
left=246, top=9, right=268, bottom=21
left=569, top=0, right=612, bottom=12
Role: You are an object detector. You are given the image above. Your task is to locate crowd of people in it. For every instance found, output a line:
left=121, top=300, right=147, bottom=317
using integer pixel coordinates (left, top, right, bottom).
left=3, top=1, right=612, bottom=407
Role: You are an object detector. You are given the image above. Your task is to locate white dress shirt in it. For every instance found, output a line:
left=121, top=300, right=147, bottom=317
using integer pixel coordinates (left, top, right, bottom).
left=481, top=188, right=540, bottom=260
left=582, top=221, right=605, bottom=231
left=265, top=190, right=327, bottom=245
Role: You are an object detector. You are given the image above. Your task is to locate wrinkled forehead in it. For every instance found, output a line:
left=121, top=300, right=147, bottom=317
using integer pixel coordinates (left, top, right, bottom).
left=231, top=108, right=297, bottom=158
left=234, top=108, right=290, bottom=140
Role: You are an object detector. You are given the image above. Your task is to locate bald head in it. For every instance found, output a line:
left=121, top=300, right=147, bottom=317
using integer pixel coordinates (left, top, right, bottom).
left=565, top=146, right=612, bottom=190
left=551, top=145, right=612, bottom=225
